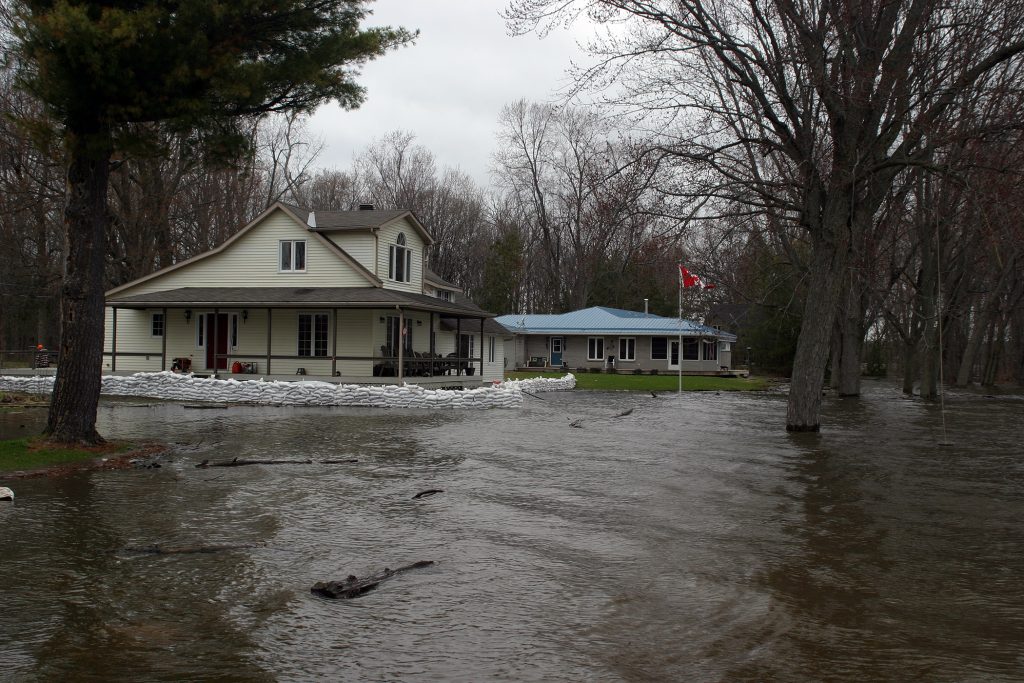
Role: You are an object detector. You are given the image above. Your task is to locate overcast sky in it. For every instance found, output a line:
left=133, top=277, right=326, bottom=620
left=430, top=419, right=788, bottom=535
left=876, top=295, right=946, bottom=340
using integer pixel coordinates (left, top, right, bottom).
left=307, top=0, right=589, bottom=187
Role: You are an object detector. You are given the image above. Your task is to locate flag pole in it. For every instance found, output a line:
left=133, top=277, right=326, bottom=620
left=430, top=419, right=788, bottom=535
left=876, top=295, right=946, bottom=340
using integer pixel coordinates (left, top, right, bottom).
left=678, top=262, right=683, bottom=395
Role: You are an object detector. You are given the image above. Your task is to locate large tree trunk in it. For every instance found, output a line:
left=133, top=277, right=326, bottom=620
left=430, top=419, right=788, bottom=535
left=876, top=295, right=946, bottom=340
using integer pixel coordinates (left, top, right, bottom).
left=836, top=285, right=865, bottom=396
left=44, top=126, right=112, bottom=445
left=786, top=238, right=847, bottom=431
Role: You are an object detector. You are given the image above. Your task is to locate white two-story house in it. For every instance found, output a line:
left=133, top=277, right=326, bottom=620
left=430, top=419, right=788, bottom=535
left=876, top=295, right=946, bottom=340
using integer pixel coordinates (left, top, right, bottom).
left=103, top=202, right=507, bottom=384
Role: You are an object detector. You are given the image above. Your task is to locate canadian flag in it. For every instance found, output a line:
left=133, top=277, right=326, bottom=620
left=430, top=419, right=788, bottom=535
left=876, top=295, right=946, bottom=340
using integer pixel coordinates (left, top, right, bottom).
left=679, top=264, right=716, bottom=290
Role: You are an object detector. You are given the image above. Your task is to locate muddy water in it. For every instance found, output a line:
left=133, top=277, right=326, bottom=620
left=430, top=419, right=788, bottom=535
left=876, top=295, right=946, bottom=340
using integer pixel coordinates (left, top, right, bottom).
left=1, top=381, right=1022, bottom=681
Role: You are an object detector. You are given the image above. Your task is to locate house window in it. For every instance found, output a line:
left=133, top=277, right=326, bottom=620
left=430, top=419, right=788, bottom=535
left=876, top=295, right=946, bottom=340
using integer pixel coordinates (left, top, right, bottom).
left=651, top=337, right=667, bottom=360
left=388, top=233, right=413, bottom=283
left=720, top=341, right=731, bottom=352
left=587, top=337, right=605, bottom=361
left=618, top=337, right=635, bottom=361
left=438, top=290, right=453, bottom=302
left=703, top=339, right=718, bottom=361
left=386, top=315, right=412, bottom=352
left=488, top=336, right=496, bottom=363
left=459, top=333, right=475, bottom=359
left=151, top=313, right=164, bottom=337
left=682, top=338, right=699, bottom=360
left=298, top=313, right=328, bottom=357
left=280, top=240, right=306, bottom=272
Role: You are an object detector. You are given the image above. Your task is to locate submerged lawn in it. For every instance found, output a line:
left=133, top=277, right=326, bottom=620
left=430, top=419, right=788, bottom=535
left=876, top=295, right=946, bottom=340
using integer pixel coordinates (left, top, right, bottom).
left=506, top=371, right=770, bottom=391
left=0, top=437, right=131, bottom=474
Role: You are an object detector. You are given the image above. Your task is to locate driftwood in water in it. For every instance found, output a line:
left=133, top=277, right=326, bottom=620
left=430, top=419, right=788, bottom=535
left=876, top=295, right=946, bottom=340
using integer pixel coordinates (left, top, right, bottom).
left=321, top=459, right=359, bottom=464
left=196, top=457, right=312, bottom=468
left=311, top=561, right=435, bottom=599
left=613, top=408, right=634, bottom=417
left=123, top=542, right=264, bottom=555
left=412, top=489, right=443, bottom=499
left=568, top=418, right=584, bottom=428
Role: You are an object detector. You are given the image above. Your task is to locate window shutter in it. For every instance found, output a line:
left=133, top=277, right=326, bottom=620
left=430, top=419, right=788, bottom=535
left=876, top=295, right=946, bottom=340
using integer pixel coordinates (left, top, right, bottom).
left=389, top=245, right=395, bottom=279
left=405, top=250, right=412, bottom=282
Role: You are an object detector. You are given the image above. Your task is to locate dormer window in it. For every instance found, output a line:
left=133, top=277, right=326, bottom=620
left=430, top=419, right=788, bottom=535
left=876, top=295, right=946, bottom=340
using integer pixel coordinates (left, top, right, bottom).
left=280, top=240, right=306, bottom=272
left=388, top=232, right=412, bottom=283
left=437, top=290, right=453, bottom=302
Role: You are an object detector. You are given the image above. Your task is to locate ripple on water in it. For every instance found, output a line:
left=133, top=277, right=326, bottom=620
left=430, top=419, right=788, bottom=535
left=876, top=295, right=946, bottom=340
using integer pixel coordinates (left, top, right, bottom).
left=1, top=384, right=1023, bottom=681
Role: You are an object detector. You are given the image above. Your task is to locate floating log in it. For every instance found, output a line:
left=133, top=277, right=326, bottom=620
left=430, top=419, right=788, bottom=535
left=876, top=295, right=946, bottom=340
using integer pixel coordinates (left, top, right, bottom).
left=311, top=561, right=435, bottom=599
left=613, top=408, right=634, bottom=417
left=321, top=459, right=359, bottom=464
left=122, top=542, right=264, bottom=555
left=412, top=489, right=444, bottom=499
left=196, top=457, right=312, bottom=468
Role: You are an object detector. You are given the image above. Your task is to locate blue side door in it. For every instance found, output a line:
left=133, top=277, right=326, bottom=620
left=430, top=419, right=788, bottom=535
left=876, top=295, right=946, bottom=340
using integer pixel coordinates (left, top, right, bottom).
left=550, top=337, right=563, bottom=367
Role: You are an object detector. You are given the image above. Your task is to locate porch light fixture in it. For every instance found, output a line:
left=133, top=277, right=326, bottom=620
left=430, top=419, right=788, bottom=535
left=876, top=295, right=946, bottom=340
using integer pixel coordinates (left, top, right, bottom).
left=242, top=309, right=248, bottom=322
left=416, top=320, right=422, bottom=326
left=380, top=316, right=385, bottom=323
left=184, top=309, right=192, bottom=322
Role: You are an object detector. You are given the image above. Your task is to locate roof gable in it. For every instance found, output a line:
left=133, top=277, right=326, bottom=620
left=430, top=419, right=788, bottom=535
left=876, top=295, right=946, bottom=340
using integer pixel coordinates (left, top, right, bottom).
left=106, top=202, right=381, bottom=297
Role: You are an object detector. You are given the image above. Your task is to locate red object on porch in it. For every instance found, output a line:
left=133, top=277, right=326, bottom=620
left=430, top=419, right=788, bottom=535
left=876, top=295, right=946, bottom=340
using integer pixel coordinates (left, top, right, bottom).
left=231, top=361, right=242, bottom=373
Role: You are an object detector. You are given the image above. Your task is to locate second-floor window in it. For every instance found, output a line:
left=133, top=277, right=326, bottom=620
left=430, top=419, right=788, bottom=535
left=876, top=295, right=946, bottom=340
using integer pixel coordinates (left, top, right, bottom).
left=389, top=233, right=412, bottom=283
left=280, top=240, right=306, bottom=272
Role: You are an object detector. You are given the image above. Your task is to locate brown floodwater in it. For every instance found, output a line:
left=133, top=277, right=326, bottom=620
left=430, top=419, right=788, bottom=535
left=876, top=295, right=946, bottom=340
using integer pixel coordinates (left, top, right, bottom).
left=1, top=380, right=1022, bottom=681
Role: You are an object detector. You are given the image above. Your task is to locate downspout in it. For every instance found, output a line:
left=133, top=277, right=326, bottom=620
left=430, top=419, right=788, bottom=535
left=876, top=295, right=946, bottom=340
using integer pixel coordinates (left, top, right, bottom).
left=396, top=305, right=404, bottom=384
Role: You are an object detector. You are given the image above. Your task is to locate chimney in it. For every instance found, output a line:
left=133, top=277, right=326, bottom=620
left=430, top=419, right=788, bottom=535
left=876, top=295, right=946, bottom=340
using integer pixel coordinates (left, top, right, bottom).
left=644, top=298, right=649, bottom=314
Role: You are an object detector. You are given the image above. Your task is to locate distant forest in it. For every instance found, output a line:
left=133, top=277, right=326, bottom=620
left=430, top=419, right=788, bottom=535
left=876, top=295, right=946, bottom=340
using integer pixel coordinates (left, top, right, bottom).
left=3, top=1, right=1023, bottom=392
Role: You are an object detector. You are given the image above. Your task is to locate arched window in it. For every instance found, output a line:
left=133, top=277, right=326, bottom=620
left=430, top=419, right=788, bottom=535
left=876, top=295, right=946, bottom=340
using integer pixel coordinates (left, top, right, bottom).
left=389, top=232, right=412, bottom=283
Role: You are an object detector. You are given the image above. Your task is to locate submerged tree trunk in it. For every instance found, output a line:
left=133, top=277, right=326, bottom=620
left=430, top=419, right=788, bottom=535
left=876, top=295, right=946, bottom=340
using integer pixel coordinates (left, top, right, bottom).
left=45, top=126, right=112, bottom=444
left=837, top=284, right=866, bottom=396
left=786, top=237, right=847, bottom=431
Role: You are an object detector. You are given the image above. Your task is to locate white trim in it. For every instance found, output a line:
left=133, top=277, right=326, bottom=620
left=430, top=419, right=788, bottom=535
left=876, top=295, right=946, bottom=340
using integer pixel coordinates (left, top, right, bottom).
left=618, top=336, right=636, bottom=361
left=151, top=312, right=165, bottom=338
left=297, top=311, right=330, bottom=358
left=587, top=336, right=605, bottom=361
left=279, top=239, right=307, bottom=273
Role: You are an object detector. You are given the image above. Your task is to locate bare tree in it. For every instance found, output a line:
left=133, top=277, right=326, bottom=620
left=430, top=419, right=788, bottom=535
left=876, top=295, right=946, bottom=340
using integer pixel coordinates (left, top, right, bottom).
left=507, top=0, right=1024, bottom=430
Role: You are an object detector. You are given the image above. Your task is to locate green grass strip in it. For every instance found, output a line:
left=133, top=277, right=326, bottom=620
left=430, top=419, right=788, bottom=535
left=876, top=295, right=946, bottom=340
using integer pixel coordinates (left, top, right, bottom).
left=0, top=437, right=129, bottom=474
left=505, top=371, right=769, bottom=391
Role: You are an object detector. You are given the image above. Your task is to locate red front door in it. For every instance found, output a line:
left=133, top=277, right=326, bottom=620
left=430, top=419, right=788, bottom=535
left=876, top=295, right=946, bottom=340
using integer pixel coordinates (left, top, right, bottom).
left=205, top=313, right=229, bottom=370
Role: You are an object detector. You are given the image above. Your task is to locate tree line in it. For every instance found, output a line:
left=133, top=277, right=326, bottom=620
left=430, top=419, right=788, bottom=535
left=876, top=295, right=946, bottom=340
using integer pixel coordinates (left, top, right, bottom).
left=2, top=0, right=1023, bottom=438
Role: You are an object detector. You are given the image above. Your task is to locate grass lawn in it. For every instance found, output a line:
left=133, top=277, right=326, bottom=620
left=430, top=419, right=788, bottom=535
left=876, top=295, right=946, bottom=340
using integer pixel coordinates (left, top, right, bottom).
left=0, top=437, right=132, bottom=474
left=505, top=371, right=770, bottom=391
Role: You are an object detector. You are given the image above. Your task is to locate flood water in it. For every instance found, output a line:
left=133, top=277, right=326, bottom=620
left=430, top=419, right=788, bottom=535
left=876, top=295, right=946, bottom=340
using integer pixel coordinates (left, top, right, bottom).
left=1, top=381, right=1023, bottom=681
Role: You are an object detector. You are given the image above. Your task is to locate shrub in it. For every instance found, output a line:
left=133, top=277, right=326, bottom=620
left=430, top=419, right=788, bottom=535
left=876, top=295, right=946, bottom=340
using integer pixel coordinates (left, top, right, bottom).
left=575, top=367, right=587, bottom=374
left=632, top=368, right=643, bottom=375
left=590, top=367, right=603, bottom=373
left=649, top=368, right=659, bottom=375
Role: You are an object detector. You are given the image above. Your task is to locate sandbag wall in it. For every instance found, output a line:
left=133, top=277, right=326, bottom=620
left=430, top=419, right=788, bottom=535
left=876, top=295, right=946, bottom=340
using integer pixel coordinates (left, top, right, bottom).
left=0, top=372, right=576, bottom=409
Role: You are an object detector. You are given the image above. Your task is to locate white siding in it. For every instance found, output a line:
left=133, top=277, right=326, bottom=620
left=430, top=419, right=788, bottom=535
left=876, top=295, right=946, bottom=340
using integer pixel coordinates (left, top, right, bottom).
left=332, top=232, right=377, bottom=276
left=114, top=208, right=371, bottom=298
left=376, top=217, right=425, bottom=294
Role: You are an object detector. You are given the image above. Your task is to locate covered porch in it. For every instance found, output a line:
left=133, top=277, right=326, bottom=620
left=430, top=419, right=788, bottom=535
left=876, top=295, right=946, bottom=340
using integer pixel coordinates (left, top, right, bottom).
left=104, top=286, right=499, bottom=385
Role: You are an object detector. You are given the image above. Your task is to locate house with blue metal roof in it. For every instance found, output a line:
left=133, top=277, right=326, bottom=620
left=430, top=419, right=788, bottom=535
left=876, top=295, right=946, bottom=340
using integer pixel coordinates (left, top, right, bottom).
left=495, top=307, right=737, bottom=374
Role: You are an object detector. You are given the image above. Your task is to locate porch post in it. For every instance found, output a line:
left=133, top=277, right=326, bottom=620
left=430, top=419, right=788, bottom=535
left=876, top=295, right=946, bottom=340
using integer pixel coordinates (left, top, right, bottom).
left=161, top=307, right=167, bottom=371
left=429, top=311, right=435, bottom=376
left=212, top=307, right=219, bottom=376
left=456, top=317, right=461, bottom=375
left=111, top=307, right=117, bottom=372
left=266, top=308, right=272, bottom=375
left=397, top=309, right=405, bottom=383
left=332, top=307, right=338, bottom=377
left=480, top=317, right=485, bottom=376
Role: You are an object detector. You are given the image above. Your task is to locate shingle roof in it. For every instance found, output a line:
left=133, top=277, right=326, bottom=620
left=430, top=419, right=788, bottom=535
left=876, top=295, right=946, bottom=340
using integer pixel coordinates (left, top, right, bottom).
left=310, top=209, right=410, bottom=230
left=494, top=306, right=736, bottom=340
left=108, top=287, right=493, bottom=318
left=424, top=267, right=461, bottom=291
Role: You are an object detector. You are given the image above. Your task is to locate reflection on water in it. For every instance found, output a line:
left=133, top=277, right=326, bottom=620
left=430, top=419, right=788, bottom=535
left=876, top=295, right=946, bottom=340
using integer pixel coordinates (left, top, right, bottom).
left=1, top=381, right=1023, bottom=681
